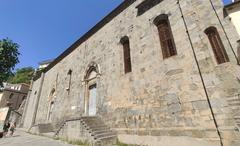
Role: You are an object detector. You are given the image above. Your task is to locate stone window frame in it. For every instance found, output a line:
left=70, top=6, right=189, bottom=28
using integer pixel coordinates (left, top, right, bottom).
left=237, top=39, right=240, bottom=63
left=153, top=14, right=177, bottom=59
left=204, top=26, right=229, bottom=64
left=66, top=69, right=72, bottom=94
left=9, top=93, right=14, bottom=99
left=120, top=36, right=132, bottom=74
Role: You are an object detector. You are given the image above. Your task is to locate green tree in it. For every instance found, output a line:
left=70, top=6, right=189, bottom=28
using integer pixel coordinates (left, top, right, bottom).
left=0, top=38, right=20, bottom=86
left=8, top=67, right=35, bottom=84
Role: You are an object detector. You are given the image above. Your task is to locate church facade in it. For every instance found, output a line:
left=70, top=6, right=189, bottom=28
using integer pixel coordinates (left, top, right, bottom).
left=22, top=0, right=240, bottom=146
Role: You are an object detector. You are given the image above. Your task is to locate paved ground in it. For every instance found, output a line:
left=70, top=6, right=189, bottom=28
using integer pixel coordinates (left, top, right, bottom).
left=0, top=130, right=74, bottom=146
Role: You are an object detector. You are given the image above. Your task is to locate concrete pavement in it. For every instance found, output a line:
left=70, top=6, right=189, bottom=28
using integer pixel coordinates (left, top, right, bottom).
left=0, top=129, right=74, bottom=146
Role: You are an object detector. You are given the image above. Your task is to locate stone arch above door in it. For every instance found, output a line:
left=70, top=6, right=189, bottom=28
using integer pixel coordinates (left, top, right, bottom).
left=48, top=88, right=56, bottom=102
left=83, top=62, right=101, bottom=81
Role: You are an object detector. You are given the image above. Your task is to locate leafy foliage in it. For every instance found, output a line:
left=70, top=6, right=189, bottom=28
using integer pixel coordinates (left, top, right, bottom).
left=0, top=38, right=20, bottom=86
left=8, top=67, right=35, bottom=84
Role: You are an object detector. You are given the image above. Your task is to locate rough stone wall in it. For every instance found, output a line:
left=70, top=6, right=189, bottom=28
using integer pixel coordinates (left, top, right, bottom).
left=22, top=77, right=42, bottom=129
left=23, top=0, right=240, bottom=145
left=0, top=93, right=3, bottom=102
left=0, top=90, right=27, bottom=110
left=179, top=0, right=240, bottom=145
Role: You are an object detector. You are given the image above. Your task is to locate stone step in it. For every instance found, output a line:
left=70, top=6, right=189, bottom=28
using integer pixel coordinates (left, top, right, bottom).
left=81, top=119, right=103, bottom=124
left=94, top=131, right=116, bottom=139
left=88, top=127, right=109, bottom=133
left=95, top=134, right=117, bottom=141
left=82, top=121, right=105, bottom=126
left=91, top=129, right=113, bottom=135
left=87, top=125, right=108, bottom=129
left=81, top=116, right=100, bottom=120
left=81, top=116, right=98, bottom=118
left=90, top=127, right=110, bottom=132
left=81, top=116, right=98, bottom=120
left=92, top=130, right=115, bottom=136
left=87, top=124, right=107, bottom=129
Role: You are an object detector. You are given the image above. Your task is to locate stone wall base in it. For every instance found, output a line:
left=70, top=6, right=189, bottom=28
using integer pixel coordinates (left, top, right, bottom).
left=118, top=134, right=221, bottom=146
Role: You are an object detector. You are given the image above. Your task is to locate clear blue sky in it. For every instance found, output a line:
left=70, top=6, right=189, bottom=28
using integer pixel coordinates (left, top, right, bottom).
left=0, top=0, right=232, bottom=69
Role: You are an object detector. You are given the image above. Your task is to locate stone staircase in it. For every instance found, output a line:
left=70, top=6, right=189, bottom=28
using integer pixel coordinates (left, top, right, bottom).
left=55, top=116, right=117, bottom=146
left=81, top=116, right=117, bottom=145
left=226, top=94, right=240, bottom=131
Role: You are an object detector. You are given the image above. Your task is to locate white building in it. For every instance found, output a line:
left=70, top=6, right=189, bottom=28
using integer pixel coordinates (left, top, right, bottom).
left=225, top=0, right=240, bottom=36
left=38, top=59, right=54, bottom=70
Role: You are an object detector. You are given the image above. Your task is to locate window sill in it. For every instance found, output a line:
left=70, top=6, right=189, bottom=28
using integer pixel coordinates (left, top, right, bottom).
left=162, top=54, right=178, bottom=60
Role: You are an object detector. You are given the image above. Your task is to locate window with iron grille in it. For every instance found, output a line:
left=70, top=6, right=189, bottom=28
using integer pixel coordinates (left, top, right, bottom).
left=154, top=14, right=177, bottom=59
left=120, top=36, right=132, bottom=74
left=205, top=27, right=229, bottom=64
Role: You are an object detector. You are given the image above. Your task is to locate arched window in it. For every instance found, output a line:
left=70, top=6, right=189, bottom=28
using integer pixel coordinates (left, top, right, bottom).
left=154, top=14, right=177, bottom=59
left=9, top=93, right=14, bottom=99
left=120, top=36, right=132, bottom=73
left=237, top=40, right=240, bottom=62
left=48, top=88, right=56, bottom=101
left=204, top=26, right=229, bottom=64
left=22, top=96, right=26, bottom=101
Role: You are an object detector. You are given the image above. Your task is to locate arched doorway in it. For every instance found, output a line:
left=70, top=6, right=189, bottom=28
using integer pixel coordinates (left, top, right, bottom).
left=83, top=62, right=100, bottom=116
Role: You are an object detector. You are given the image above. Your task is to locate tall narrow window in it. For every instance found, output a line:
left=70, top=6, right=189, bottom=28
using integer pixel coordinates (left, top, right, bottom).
left=67, top=69, right=72, bottom=94
left=205, top=27, right=229, bottom=64
left=237, top=40, right=240, bottom=62
left=120, top=36, right=132, bottom=73
left=47, top=89, right=56, bottom=121
left=48, top=101, right=54, bottom=121
left=154, top=14, right=177, bottom=59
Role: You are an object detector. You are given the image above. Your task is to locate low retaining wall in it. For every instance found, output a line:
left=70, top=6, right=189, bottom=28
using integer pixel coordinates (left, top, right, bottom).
left=118, top=134, right=220, bottom=146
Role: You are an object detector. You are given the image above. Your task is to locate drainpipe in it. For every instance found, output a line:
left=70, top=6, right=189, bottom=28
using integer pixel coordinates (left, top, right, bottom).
left=209, top=0, right=239, bottom=65
left=30, top=72, right=45, bottom=129
left=177, top=1, right=223, bottom=146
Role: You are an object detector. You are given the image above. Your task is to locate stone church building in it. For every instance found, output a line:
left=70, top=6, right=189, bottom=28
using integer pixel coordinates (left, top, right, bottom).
left=22, top=0, right=240, bottom=146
